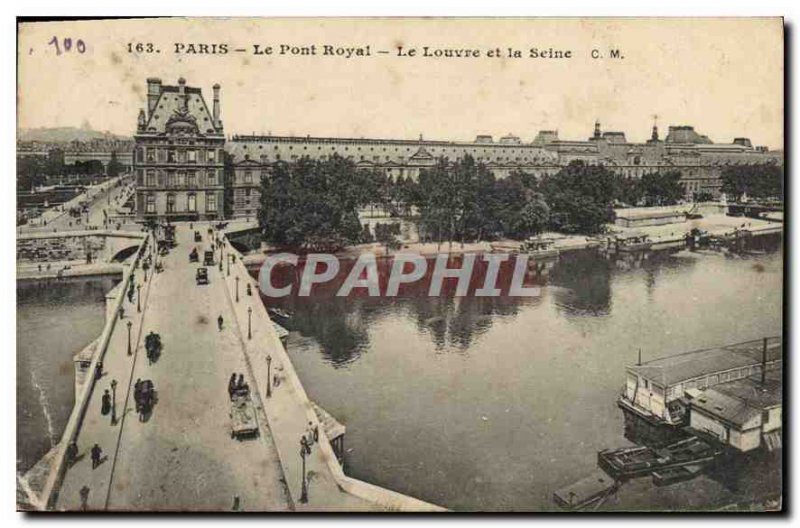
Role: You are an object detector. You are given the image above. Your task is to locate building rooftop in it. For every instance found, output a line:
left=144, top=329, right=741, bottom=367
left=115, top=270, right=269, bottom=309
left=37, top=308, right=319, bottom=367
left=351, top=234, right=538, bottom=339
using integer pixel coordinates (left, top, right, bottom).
left=140, top=80, right=220, bottom=137
left=688, top=369, right=782, bottom=427
left=628, top=338, right=782, bottom=387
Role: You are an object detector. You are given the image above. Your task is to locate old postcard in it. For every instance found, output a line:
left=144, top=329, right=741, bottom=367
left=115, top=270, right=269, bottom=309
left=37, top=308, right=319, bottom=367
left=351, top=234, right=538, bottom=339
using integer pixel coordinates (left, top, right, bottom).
left=16, top=17, right=784, bottom=512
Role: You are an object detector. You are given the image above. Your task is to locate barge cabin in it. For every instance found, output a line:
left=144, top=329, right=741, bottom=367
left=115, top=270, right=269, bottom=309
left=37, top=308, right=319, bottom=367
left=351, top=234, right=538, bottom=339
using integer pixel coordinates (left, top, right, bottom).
left=685, top=367, right=782, bottom=453
left=619, top=337, right=782, bottom=429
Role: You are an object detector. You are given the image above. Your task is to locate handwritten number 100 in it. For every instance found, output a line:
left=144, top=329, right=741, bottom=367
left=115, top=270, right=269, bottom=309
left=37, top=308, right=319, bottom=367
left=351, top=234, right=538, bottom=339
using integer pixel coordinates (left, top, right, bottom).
left=48, top=37, right=86, bottom=55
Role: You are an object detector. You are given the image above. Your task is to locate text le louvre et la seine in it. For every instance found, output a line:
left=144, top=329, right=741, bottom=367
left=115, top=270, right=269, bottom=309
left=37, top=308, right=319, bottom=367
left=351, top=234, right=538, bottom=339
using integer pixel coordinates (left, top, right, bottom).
left=156, top=43, right=624, bottom=60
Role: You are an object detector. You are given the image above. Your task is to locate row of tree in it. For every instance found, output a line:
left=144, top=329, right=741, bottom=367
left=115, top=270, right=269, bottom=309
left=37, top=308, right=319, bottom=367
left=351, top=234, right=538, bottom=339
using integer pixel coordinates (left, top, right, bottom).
left=17, top=152, right=125, bottom=191
left=720, top=164, right=783, bottom=201
left=257, top=154, right=782, bottom=250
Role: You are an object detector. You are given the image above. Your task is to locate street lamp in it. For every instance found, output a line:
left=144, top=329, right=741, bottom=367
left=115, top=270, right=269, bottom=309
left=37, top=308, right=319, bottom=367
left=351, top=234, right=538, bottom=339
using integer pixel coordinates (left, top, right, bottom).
left=110, top=379, right=117, bottom=425
left=299, top=439, right=309, bottom=504
left=227, top=254, right=231, bottom=276
left=248, top=307, right=252, bottom=340
left=127, top=320, right=133, bottom=356
left=236, top=276, right=240, bottom=302
left=137, top=284, right=141, bottom=312
left=266, top=354, right=272, bottom=398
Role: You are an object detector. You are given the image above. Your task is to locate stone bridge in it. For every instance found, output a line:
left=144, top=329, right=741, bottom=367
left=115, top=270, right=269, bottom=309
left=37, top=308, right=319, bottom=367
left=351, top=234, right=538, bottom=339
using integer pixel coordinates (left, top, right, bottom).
left=17, top=230, right=146, bottom=264
left=22, top=223, right=444, bottom=513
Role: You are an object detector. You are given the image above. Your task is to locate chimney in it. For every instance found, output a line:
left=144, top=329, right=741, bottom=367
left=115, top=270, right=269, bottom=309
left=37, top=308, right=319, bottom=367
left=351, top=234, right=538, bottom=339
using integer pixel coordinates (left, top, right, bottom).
left=213, top=84, right=221, bottom=126
left=146, top=77, right=162, bottom=119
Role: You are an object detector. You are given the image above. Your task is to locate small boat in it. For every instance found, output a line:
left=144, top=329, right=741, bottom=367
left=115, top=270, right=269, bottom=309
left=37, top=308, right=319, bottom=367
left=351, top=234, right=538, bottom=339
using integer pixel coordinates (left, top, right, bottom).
left=652, top=463, right=705, bottom=487
left=615, top=232, right=652, bottom=253
left=598, top=436, right=721, bottom=481
left=519, top=237, right=560, bottom=259
left=267, top=307, right=293, bottom=320
left=553, top=470, right=619, bottom=511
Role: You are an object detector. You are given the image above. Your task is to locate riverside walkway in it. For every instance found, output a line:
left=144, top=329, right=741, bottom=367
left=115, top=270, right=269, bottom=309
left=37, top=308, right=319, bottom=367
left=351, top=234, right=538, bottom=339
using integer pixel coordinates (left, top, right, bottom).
left=44, top=222, right=443, bottom=512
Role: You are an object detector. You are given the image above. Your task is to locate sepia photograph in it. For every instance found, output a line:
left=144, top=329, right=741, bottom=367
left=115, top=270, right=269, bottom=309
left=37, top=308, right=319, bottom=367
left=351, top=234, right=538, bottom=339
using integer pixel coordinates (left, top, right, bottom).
left=14, top=15, right=784, bottom=513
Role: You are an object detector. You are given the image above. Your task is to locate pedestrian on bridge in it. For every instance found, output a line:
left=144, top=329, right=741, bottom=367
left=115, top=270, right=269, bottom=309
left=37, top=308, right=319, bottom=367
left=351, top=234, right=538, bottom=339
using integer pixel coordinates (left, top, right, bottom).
left=101, top=389, right=111, bottom=415
left=90, top=443, right=103, bottom=469
left=228, top=373, right=237, bottom=398
left=79, top=485, right=90, bottom=511
left=218, top=315, right=224, bottom=331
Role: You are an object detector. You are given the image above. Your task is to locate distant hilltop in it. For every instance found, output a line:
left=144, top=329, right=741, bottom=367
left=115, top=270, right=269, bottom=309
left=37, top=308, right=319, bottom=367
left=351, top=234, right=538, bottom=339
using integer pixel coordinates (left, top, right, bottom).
left=18, top=127, right=132, bottom=144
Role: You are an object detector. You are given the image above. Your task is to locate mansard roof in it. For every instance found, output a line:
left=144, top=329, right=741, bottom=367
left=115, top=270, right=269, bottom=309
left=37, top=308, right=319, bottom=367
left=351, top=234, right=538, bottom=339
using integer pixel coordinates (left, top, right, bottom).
left=143, top=84, right=220, bottom=137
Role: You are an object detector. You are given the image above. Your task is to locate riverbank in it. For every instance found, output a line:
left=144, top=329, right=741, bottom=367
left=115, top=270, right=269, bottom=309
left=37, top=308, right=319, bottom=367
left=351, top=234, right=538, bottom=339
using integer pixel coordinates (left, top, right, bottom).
left=239, top=213, right=782, bottom=267
left=17, top=261, right=124, bottom=281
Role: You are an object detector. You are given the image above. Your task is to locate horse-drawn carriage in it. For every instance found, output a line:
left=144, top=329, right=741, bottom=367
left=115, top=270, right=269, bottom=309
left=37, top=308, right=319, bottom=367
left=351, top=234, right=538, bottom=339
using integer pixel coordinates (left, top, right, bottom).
left=189, top=247, right=199, bottom=263
left=134, top=379, right=157, bottom=421
left=144, top=331, right=162, bottom=364
left=229, top=381, right=258, bottom=439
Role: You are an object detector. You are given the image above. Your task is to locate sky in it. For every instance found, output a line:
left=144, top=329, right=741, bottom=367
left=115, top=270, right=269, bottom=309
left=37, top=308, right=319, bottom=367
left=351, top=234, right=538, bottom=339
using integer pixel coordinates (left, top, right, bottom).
left=17, top=17, right=784, bottom=149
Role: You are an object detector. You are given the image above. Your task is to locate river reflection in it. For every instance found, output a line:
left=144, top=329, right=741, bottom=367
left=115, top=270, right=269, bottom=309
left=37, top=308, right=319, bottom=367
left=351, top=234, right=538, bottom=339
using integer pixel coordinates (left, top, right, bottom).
left=256, top=234, right=782, bottom=511
left=17, top=275, right=120, bottom=474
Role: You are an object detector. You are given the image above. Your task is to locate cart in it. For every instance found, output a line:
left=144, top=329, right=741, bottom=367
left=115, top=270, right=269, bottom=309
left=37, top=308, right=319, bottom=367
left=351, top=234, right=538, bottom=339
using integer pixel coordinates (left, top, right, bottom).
left=135, top=379, right=157, bottom=421
left=144, top=331, right=162, bottom=364
left=189, top=247, right=199, bottom=263
left=230, top=393, right=259, bottom=439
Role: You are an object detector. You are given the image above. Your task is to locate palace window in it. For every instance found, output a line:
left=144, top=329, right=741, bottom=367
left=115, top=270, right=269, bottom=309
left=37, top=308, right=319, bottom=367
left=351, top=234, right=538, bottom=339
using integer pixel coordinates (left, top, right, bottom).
left=207, top=192, right=217, bottom=212
left=187, top=171, right=196, bottom=187
left=146, top=169, right=156, bottom=186
left=208, top=149, right=216, bottom=162
left=166, top=194, right=176, bottom=213
left=146, top=194, right=155, bottom=213
left=158, top=149, right=167, bottom=163
left=244, top=170, right=253, bottom=184
left=177, top=150, right=186, bottom=163
left=187, top=150, right=197, bottom=163
left=207, top=170, right=216, bottom=185
left=187, top=193, right=197, bottom=212
left=177, top=171, right=186, bottom=187
left=146, top=148, right=155, bottom=163
left=168, top=149, right=176, bottom=163
left=136, top=147, right=144, bottom=162
left=157, top=170, right=164, bottom=186
left=166, top=171, right=175, bottom=187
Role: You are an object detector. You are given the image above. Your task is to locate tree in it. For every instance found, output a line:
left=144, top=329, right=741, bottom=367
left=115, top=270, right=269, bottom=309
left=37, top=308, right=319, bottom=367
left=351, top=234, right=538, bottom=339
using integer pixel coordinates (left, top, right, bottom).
left=107, top=151, right=124, bottom=178
left=539, top=161, right=616, bottom=235
left=374, top=222, right=402, bottom=255
left=517, top=193, right=550, bottom=238
left=257, top=155, right=371, bottom=251
left=637, top=171, right=684, bottom=206
left=721, top=164, right=783, bottom=201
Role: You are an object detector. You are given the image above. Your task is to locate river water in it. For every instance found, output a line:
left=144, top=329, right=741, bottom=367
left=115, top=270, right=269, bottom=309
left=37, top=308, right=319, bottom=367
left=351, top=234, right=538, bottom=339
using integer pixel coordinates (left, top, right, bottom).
left=17, top=275, right=120, bottom=475
left=261, top=236, right=783, bottom=511
left=16, top=236, right=782, bottom=510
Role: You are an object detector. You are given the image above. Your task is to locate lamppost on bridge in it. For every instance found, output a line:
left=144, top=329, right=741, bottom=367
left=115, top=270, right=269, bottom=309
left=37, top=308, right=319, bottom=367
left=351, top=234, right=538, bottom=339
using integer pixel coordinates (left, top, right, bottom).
left=127, top=320, right=133, bottom=356
left=110, top=379, right=117, bottom=425
left=266, top=354, right=272, bottom=398
left=227, top=254, right=231, bottom=276
left=236, top=276, right=240, bottom=303
left=137, top=284, right=141, bottom=312
left=299, top=439, right=309, bottom=504
left=247, top=307, right=252, bottom=340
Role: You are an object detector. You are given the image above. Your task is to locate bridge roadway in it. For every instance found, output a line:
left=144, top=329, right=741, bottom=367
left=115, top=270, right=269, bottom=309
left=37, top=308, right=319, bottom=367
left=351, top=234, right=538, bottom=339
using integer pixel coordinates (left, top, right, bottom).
left=20, top=175, right=135, bottom=235
left=56, top=225, right=292, bottom=511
